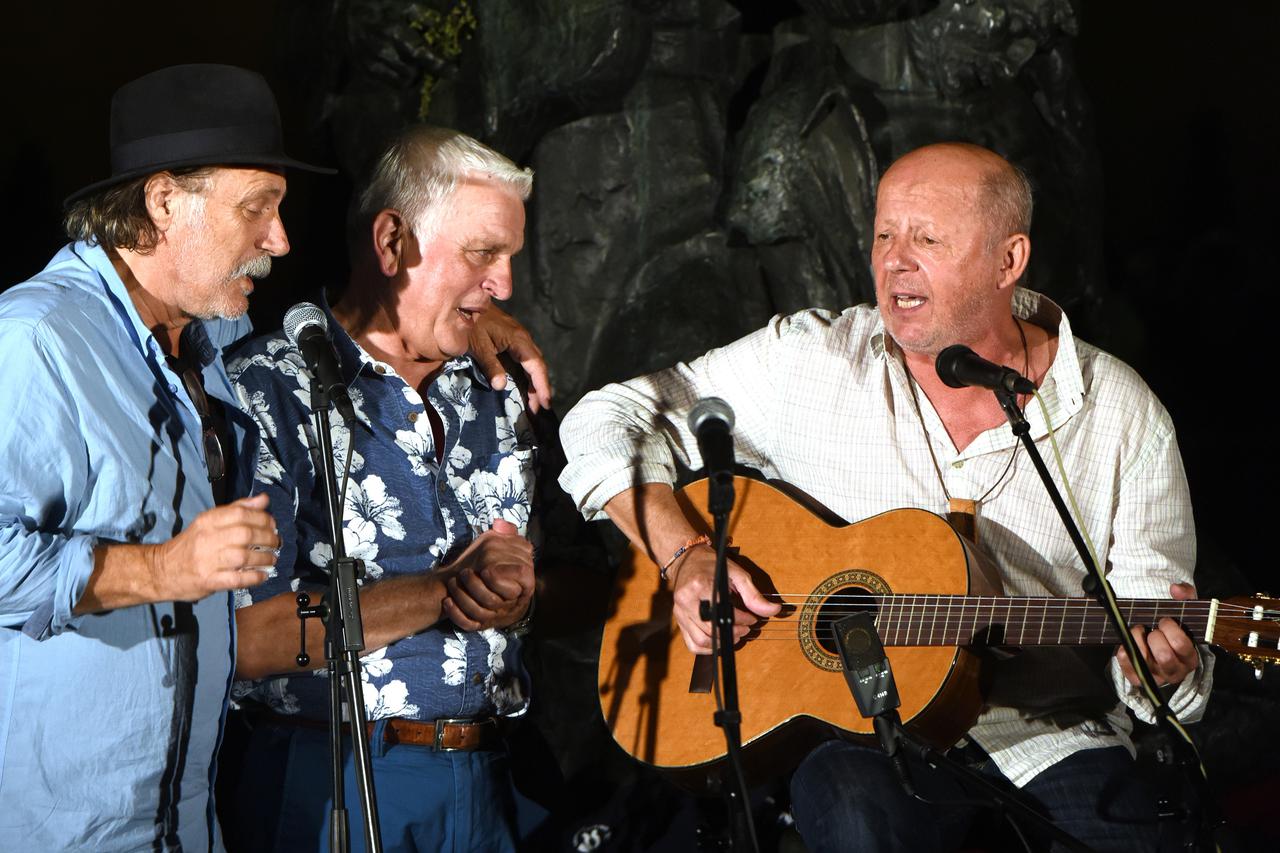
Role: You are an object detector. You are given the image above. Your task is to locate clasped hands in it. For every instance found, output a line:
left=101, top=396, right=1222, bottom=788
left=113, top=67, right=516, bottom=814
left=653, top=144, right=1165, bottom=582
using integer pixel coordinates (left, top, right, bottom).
left=439, top=518, right=535, bottom=631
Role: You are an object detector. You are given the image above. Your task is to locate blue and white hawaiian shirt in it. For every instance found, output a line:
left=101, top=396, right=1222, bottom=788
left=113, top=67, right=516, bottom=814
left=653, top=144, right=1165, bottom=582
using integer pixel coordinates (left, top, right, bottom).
left=227, top=302, right=536, bottom=722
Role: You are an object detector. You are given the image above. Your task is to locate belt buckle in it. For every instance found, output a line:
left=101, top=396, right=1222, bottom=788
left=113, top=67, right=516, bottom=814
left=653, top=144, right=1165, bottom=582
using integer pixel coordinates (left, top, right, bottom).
left=433, top=717, right=471, bottom=751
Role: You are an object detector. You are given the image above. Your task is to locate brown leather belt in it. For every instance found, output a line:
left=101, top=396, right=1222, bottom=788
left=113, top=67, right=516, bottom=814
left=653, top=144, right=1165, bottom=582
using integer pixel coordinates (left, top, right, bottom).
left=255, top=711, right=502, bottom=751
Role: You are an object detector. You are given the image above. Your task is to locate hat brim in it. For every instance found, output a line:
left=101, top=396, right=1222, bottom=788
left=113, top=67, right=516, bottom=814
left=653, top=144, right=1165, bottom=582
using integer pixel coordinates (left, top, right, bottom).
left=63, top=152, right=337, bottom=207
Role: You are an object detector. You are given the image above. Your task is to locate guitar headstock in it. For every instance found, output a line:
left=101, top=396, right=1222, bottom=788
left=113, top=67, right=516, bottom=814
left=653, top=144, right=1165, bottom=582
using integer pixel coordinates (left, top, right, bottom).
left=1212, top=595, right=1280, bottom=676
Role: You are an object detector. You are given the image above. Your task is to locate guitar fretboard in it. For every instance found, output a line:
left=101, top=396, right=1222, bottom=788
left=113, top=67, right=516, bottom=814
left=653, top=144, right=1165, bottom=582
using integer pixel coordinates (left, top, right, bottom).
left=863, top=595, right=1211, bottom=647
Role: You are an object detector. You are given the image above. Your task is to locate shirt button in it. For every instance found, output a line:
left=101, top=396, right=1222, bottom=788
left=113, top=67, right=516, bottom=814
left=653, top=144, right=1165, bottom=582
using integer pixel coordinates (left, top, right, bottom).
left=408, top=411, right=419, bottom=423
left=951, top=460, right=964, bottom=469
left=472, top=674, right=483, bottom=685
left=374, top=364, right=387, bottom=375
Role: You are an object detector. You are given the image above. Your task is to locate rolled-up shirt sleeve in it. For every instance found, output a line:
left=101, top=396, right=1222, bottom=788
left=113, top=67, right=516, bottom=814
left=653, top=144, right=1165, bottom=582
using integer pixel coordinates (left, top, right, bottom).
left=559, top=314, right=793, bottom=521
left=0, top=318, right=96, bottom=638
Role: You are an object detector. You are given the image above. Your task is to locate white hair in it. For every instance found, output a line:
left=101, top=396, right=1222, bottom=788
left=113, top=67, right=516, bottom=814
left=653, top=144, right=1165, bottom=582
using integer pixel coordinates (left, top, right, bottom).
left=356, top=126, right=533, bottom=243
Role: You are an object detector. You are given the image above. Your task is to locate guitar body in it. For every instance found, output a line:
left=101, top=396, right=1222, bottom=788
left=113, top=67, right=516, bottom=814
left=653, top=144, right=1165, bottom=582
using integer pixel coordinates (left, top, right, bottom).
left=597, top=477, right=991, bottom=778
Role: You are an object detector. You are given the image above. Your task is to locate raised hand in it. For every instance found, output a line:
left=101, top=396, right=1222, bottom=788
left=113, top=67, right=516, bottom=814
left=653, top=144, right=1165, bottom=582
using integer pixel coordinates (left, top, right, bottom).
left=469, top=304, right=553, bottom=413
left=147, top=493, right=279, bottom=601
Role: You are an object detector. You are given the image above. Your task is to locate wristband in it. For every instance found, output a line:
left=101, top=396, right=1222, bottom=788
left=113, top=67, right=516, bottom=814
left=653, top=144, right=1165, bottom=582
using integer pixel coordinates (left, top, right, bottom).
left=659, top=534, right=711, bottom=582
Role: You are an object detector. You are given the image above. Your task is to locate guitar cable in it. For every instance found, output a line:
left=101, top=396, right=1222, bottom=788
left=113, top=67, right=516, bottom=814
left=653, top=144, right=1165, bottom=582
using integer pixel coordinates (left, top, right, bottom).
left=1033, top=390, right=1216, bottom=850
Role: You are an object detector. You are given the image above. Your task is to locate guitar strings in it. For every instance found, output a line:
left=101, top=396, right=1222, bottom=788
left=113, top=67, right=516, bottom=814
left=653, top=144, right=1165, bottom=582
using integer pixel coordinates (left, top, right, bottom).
left=679, top=596, right=1279, bottom=646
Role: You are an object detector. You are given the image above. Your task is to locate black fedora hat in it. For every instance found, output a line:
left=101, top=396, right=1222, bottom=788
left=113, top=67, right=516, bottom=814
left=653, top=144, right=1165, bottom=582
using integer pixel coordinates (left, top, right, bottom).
left=65, top=63, right=334, bottom=205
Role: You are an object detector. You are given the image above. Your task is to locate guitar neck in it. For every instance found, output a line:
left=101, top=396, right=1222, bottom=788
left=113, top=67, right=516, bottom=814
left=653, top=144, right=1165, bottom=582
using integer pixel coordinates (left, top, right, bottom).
left=871, top=595, right=1215, bottom=647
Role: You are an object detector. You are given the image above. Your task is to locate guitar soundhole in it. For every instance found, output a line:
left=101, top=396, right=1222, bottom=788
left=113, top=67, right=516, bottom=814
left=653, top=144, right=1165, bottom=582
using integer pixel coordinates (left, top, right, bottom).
left=799, top=569, right=892, bottom=672
left=813, top=586, right=876, bottom=656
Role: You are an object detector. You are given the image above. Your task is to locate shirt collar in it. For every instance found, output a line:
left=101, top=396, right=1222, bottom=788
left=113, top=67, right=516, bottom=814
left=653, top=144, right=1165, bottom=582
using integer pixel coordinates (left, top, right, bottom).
left=319, top=292, right=493, bottom=390
left=72, top=241, right=164, bottom=363
left=70, top=240, right=244, bottom=367
left=868, top=286, right=1087, bottom=436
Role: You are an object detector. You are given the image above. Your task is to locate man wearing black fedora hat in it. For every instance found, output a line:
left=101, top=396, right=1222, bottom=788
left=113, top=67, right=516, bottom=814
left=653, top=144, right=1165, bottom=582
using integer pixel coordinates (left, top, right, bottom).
left=0, top=63, right=327, bottom=851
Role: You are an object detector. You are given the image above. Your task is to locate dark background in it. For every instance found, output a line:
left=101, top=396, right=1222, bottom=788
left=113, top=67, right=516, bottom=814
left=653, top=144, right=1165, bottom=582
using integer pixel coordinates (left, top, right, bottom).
left=2, top=1, right=1273, bottom=592
left=2, top=1, right=1277, bottom=847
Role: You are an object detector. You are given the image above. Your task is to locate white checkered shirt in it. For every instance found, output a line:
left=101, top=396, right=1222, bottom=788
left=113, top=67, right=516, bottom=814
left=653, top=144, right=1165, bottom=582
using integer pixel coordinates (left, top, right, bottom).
left=559, top=288, right=1212, bottom=787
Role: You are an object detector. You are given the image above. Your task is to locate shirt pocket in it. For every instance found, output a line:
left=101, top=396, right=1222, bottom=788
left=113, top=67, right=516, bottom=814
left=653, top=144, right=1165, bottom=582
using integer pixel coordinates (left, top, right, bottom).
left=458, top=444, right=537, bottom=536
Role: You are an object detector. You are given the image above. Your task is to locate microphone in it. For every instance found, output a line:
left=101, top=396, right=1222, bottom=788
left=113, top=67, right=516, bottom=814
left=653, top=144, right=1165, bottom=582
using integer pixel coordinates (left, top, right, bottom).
left=833, top=612, right=915, bottom=798
left=283, top=303, right=356, bottom=423
left=687, top=397, right=735, bottom=483
left=935, top=344, right=1036, bottom=395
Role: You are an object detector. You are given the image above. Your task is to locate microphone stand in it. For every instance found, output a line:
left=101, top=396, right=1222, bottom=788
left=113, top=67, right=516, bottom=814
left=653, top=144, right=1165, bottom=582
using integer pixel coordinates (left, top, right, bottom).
left=832, top=613, right=1093, bottom=853
left=294, top=383, right=383, bottom=853
left=991, top=385, right=1212, bottom=850
left=700, top=471, right=760, bottom=853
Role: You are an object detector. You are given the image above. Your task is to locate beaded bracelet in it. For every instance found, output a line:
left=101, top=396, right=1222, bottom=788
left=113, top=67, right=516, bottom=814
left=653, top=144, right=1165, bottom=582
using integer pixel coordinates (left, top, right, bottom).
left=658, top=534, right=711, bottom=581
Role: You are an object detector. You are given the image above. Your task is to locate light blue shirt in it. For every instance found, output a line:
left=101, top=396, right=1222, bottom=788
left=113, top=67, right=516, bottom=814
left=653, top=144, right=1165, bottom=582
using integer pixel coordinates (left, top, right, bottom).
left=0, top=242, right=257, bottom=851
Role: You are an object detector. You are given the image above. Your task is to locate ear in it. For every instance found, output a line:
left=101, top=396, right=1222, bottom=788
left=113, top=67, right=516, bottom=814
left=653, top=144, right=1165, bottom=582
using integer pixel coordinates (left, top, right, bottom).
left=996, top=233, right=1030, bottom=291
left=142, top=172, right=181, bottom=233
left=371, top=209, right=408, bottom=278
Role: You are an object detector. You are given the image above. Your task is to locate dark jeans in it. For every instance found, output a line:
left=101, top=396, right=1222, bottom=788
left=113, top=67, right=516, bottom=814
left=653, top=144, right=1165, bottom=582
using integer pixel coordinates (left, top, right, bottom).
left=790, top=740, right=1181, bottom=852
left=226, top=719, right=518, bottom=853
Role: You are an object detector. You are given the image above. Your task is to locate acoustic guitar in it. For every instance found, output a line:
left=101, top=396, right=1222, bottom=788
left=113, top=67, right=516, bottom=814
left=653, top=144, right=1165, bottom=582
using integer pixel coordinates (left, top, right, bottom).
left=597, top=477, right=1279, bottom=780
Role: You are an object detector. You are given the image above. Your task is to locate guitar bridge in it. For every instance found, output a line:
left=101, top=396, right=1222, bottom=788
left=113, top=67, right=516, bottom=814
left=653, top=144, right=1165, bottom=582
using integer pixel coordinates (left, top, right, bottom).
left=688, top=655, right=714, bottom=694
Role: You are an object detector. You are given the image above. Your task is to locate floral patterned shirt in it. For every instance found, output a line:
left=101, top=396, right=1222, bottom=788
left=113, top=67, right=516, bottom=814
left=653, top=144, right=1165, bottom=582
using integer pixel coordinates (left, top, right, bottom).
left=227, top=303, right=536, bottom=722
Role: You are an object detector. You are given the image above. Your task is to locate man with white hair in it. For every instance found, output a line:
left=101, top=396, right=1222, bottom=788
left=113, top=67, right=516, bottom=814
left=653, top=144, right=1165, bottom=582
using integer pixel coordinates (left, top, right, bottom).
left=226, top=126, right=539, bottom=852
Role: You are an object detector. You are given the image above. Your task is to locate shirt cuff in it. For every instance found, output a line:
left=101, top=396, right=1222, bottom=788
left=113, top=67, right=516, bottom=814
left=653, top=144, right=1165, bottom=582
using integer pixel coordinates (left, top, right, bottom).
left=1113, top=643, right=1215, bottom=725
left=560, top=461, right=676, bottom=522
left=22, top=534, right=97, bottom=640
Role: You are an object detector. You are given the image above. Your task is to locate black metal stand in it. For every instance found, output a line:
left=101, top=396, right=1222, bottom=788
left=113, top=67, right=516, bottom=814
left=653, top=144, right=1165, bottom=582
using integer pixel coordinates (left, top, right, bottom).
left=832, top=612, right=1094, bottom=853
left=893, top=732, right=1095, bottom=853
left=992, top=386, right=1213, bottom=850
left=293, top=391, right=383, bottom=853
left=699, top=473, right=760, bottom=853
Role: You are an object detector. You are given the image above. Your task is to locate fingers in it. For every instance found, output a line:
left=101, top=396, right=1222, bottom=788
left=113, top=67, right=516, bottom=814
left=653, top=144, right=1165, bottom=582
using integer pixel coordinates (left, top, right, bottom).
left=1115, top=633, right=1142, bottom=687
left=448, top=569, right=507, bottom=611
left=470, top=336, right=508, bottom=392
left=466, top=305, right=552, bottom=412
left=514, top=345, right=552, bottom=414
left=1147, top=617, right=1199, bottom=683
left=1170, top=581, right=1196, bottom=600
left=441, top=526, right=534, bottom=629
left=444, top=567, right=529, bottom=629
left=206, top=567, right=272, bottom=591
left=441, top=597, right=483, bottom=631
left=671, top=555, right=773, bottom=654
left=452, top=557, right=533, bottom=606
left=730, top=567, right=782, bottom=619
left=676, top=613, right=713, bottom=653
left=1117, top=619, right=1199, bottom=687
left=160, top=499, right=282, bottom=601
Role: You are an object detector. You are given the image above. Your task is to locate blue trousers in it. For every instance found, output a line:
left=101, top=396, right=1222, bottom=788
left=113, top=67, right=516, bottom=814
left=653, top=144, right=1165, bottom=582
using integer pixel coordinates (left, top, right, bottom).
left=228, top=719, right=517, bottom=853
left=790, top=740, right=1176, bottom=852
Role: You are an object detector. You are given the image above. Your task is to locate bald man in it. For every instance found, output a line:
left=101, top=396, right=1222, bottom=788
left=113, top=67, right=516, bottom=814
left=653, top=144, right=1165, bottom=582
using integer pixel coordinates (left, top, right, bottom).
left=559, top=143, right=1212, bottom=851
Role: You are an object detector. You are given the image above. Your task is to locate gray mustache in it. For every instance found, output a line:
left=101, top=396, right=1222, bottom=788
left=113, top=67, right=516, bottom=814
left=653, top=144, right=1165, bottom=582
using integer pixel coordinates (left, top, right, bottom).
left=232, top=255, right=273, bottom=280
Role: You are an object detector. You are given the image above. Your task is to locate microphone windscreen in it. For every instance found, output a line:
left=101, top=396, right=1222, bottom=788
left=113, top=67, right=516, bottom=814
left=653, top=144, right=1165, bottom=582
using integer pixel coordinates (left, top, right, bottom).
left=934, top=344, right=975, bottom=390
left=688, top=397, right=735, bottom=434
left=283, top=302, right=328, bottom=347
